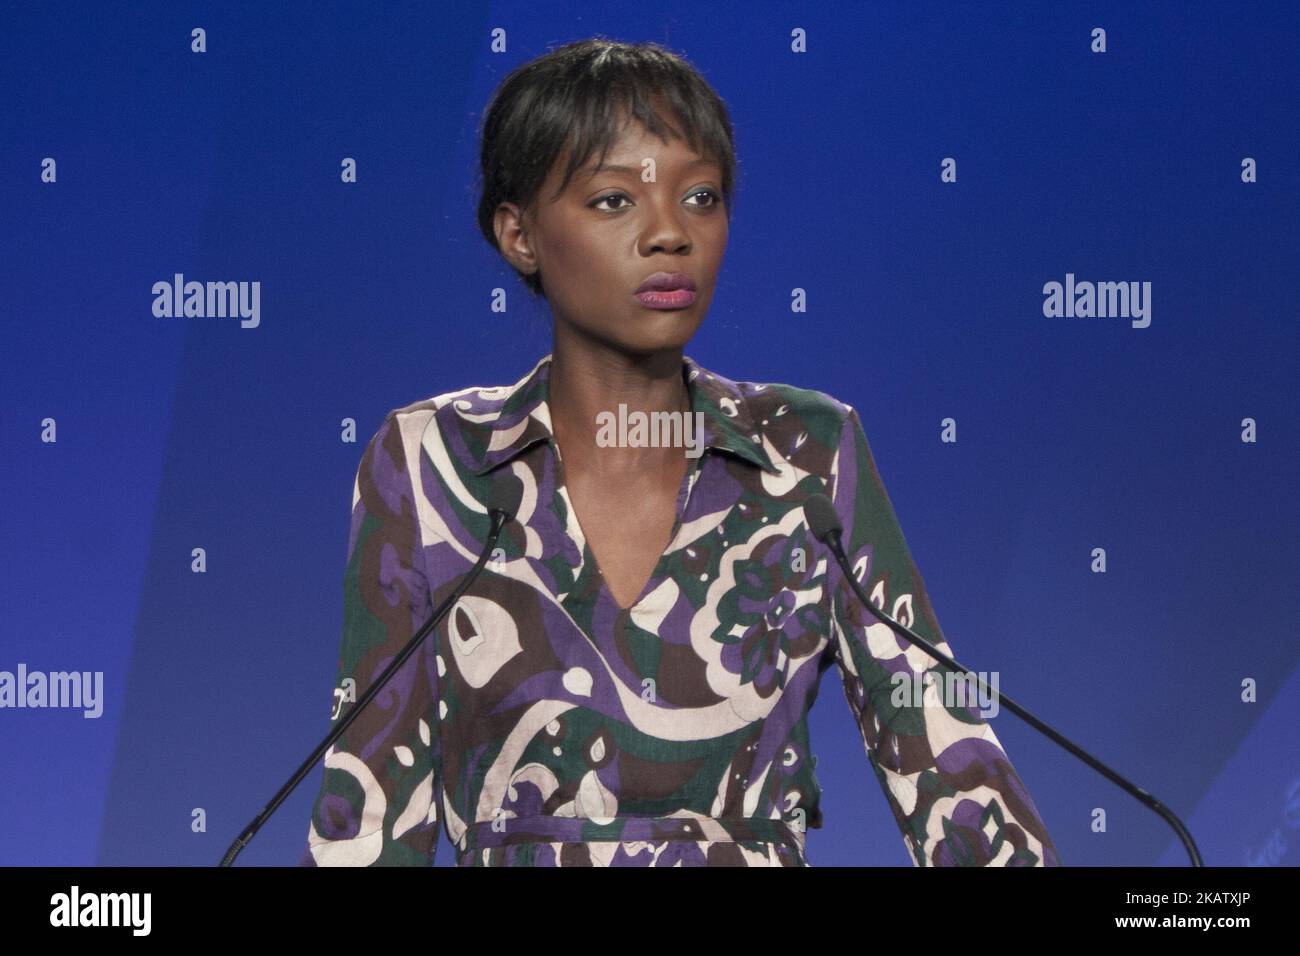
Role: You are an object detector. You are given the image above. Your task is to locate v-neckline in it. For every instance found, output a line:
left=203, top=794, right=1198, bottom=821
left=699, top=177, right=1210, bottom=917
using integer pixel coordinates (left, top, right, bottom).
left=550, top=438, right=702, bottom=615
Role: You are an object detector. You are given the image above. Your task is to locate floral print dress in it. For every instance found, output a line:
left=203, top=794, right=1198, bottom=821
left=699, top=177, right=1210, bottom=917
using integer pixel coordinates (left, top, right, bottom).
left=298, top=353, right=1061, bottom=867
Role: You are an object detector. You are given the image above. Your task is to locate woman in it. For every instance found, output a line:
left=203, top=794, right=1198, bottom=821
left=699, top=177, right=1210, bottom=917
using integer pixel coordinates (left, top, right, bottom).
left=299, top=38, right=1061, bottom=867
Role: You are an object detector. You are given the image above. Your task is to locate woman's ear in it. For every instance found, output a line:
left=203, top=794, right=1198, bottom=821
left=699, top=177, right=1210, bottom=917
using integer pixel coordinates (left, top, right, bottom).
left=493, top=201, right=539, bottom=279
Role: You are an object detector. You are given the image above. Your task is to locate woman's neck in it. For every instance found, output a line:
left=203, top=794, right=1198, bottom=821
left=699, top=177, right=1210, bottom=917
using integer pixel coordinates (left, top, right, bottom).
left=547, top=340, right=691, bottom=476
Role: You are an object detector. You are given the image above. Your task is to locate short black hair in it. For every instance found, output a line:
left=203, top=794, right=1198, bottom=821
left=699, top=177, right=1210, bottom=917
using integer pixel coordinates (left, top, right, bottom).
left=475, top=37, right=738, bottom=300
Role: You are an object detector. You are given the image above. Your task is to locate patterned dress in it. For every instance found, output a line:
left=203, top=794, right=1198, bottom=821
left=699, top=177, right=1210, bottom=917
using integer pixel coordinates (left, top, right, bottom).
left=298, top=352, right=1061, bottom=867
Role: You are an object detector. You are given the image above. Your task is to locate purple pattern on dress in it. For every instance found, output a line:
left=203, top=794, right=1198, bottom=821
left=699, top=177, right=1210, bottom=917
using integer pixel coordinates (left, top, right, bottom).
left=298, top=354, right=1062, bottom=867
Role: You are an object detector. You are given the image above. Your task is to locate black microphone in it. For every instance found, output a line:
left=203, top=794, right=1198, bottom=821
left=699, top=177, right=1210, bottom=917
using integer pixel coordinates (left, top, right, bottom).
left=219, top=470, right=525, bottom=866
left=803, top=492, right=1203, bottom=867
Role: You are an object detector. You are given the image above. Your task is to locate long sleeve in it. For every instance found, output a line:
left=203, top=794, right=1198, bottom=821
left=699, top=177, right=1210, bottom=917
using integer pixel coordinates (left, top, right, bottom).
left=298, top=413, right=445, bottom=866
left=826, top=406, right=1061, bottom=866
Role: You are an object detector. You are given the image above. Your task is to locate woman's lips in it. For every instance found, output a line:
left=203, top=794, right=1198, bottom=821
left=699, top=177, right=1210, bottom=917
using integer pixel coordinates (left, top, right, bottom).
left=636, top=270, right=696, bottom=293
left=634, top=289, right=696, bottom=309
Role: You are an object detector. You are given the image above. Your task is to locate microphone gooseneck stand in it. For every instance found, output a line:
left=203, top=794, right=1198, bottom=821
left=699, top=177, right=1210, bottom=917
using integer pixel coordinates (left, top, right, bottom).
left=801, top=492, right=1202, bottom=867
left=219, top=472, right=524, bottom=867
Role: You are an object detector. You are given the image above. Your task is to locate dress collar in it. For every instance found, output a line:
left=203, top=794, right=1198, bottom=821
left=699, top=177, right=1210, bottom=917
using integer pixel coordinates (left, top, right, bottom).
left=459, top=352, right=780, bottom=477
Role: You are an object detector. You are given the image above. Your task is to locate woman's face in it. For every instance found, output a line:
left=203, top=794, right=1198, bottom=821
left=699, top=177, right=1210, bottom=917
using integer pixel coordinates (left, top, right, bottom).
left=496, top=111, right=728, bottom=356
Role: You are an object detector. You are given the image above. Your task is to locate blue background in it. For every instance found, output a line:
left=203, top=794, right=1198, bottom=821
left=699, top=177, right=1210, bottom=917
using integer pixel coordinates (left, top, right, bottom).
left=2, top=0, right=1297, bottom=867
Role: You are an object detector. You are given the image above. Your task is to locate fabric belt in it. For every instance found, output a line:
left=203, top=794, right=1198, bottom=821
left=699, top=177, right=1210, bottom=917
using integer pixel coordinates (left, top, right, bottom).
left=456, top=814, right=806, bottom=861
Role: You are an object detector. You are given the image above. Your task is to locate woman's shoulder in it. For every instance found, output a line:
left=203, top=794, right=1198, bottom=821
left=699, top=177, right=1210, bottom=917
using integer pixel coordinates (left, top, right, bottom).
left=376, top=366, right=521, bottom=434
left=696, top=358, right=855, bottom=440
left=386, top=354, right=549, bottom=431
left=369, top=364, right=543, bottom=485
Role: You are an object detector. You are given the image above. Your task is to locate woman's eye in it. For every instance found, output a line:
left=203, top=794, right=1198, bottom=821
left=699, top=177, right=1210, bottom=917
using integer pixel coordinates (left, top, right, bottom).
left=591, top=189, right=721, bottom=212
left=592, top=193, right=631, bottom=211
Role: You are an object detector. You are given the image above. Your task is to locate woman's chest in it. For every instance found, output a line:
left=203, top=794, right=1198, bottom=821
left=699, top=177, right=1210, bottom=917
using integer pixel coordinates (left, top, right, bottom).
left=422, top=446, right=837, bottom=732
left=560, top=449, right=692, bottom=614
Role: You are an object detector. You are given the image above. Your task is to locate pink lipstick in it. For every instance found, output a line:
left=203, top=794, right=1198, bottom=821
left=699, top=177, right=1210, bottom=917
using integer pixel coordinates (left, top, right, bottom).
left=635, top=271, right=696, bottom=309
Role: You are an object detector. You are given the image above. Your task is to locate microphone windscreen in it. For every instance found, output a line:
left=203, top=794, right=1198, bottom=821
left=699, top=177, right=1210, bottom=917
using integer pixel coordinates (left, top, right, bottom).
left=486, top=470, right=524, bottom=521
left=803, top=493, right=842, bottom=542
